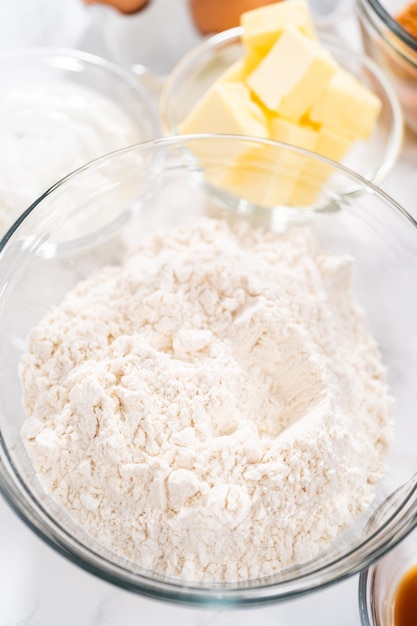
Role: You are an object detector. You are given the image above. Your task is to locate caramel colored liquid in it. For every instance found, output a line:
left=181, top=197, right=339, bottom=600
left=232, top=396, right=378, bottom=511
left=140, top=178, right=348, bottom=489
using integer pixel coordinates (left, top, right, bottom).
left=393, top=563, right=417, bottom=626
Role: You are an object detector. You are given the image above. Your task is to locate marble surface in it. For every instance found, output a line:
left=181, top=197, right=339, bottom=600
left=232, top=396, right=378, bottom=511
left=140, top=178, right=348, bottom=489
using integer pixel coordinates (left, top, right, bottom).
left=0, top=1, right=416, bottom=625
left=0, top=493, right=362, bottom=626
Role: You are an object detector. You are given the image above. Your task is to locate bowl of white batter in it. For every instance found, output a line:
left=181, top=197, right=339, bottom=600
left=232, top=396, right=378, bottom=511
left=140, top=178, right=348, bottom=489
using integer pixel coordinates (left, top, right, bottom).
left=0, top=134, right=415, bottom=606
left=0, top=47, right=160, bottom=245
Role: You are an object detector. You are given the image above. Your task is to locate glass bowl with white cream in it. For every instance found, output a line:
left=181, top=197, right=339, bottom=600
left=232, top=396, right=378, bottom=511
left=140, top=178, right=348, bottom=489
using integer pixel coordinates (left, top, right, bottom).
left=0, top=47, right=159, bottom=245
left=0, top=134, right=416, bottom=606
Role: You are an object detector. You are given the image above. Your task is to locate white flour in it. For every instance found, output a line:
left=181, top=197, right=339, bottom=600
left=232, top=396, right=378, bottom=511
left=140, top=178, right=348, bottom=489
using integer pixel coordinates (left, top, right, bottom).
left=20, top=217, right=393, bottom=582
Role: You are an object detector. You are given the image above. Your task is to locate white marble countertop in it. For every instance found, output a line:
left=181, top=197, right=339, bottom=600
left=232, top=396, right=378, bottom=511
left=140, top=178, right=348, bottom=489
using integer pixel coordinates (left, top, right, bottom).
left=0, top=491, right=360, bottom=626
left=0, top=1, right=415, bottom=624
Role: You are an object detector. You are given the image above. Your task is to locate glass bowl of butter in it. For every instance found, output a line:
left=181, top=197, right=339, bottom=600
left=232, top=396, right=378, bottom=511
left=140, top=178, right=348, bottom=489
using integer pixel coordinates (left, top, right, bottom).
left=0, top=134, right=416, bottom=606
left=160, top=0, right=403, bottom=200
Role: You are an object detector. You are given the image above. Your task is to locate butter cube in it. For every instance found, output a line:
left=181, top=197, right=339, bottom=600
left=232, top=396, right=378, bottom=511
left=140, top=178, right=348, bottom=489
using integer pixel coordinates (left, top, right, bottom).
left=315, top=125, right=352, bottom=161
left=221, top=123, right=319, bottom=208
left=179, top=83, right=268, bottom=191
left=309, top=69, right=382, bottom=139
left=241, top=0, right=316, bottom=55
left=219, top=122, right=318, bottom=208
left=269, top=116, right=317, bottom=150
left=269, top=116, right=318, bottom=176
left=220, top=144, right=299, bottom=208
left=180, top=82, right=268, bottom=138
left=291, top=126, right=352, bottom=205
left=247, top=28, right=337, bottom=122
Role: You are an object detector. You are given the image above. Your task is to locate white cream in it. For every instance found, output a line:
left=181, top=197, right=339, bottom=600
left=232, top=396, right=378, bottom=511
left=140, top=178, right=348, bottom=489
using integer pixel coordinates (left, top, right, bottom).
left=0, top=80, right=141, bottom=236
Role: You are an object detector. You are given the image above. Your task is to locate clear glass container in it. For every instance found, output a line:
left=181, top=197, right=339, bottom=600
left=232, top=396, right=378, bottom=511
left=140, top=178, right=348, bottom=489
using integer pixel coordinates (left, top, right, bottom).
left=0, top=47, right=160, bottom=241
left=160, top=27, right=404, bottom=187
left=356, top=0, right=417, bottom=134
left=0, top=135, right=416, bottom=606
left=359, top=527, right=417, bottom=626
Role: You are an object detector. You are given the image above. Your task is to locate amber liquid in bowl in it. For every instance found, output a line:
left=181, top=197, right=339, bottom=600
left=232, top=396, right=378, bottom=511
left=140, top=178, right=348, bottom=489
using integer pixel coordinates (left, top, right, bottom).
left=392, top=563, right=417, bottom=626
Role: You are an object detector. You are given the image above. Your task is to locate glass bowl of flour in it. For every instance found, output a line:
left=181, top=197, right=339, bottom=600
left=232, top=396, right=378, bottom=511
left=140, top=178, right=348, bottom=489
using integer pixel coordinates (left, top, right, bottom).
left=0, top=47, right=159, bottom=245
left=0, top=134, right=416, bottom=606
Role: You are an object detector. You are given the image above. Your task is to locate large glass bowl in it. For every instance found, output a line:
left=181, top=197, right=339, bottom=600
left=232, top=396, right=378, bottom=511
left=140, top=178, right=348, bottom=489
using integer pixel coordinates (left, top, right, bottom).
left=160, top=27, right=403, bottom=187
left=0, top=135, right=416, bottom=606
left=356, top=0, right=417, bottom=134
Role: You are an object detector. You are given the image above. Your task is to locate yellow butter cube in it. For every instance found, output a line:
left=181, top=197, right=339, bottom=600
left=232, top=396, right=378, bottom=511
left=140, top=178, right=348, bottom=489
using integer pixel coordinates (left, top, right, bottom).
left=270, top=116, right=317, bottom=151
left=241, top=0, right=316, bottom=55
left=179, top=83, right=268, bottom=190
left=315, top=125, right=353, bottom=161
left=309, top=69, right=382, bottom=139
left=220, top=144, right=299, bottom=208
left=269, top=116, right=318, bottom=178
left=180, top=82, right=268, bottom=138
left=219, top=121, right=320, bottom=209
left=247, top=28, right=337, bottom=122
left=291, top=126, right=352, bottom=205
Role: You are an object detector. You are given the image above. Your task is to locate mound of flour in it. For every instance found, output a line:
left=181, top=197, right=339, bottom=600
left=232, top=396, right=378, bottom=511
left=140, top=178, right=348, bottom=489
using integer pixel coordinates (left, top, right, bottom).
left=20, top=217, right=393, bottom=582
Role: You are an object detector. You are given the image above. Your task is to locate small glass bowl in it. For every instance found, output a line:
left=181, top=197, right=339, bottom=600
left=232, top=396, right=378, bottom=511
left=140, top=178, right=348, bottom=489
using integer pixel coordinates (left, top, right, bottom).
left=0, top=47, right=160, bottom=243
left=0, top=135, right=417, bottom=606
left=359, top=527, right=417, bottom=626
left=356, top=0, right=417, bottom=134
left=160, top=27, right=404, bottom=187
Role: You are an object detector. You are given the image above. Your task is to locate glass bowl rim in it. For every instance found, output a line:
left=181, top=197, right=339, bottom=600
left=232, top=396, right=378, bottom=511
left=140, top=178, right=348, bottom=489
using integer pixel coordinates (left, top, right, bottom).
left=357, top=0, right=417, bottom=57
left=359, top=563, right=377, bottom=626
left=1, top=133, right=417, bottom=606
